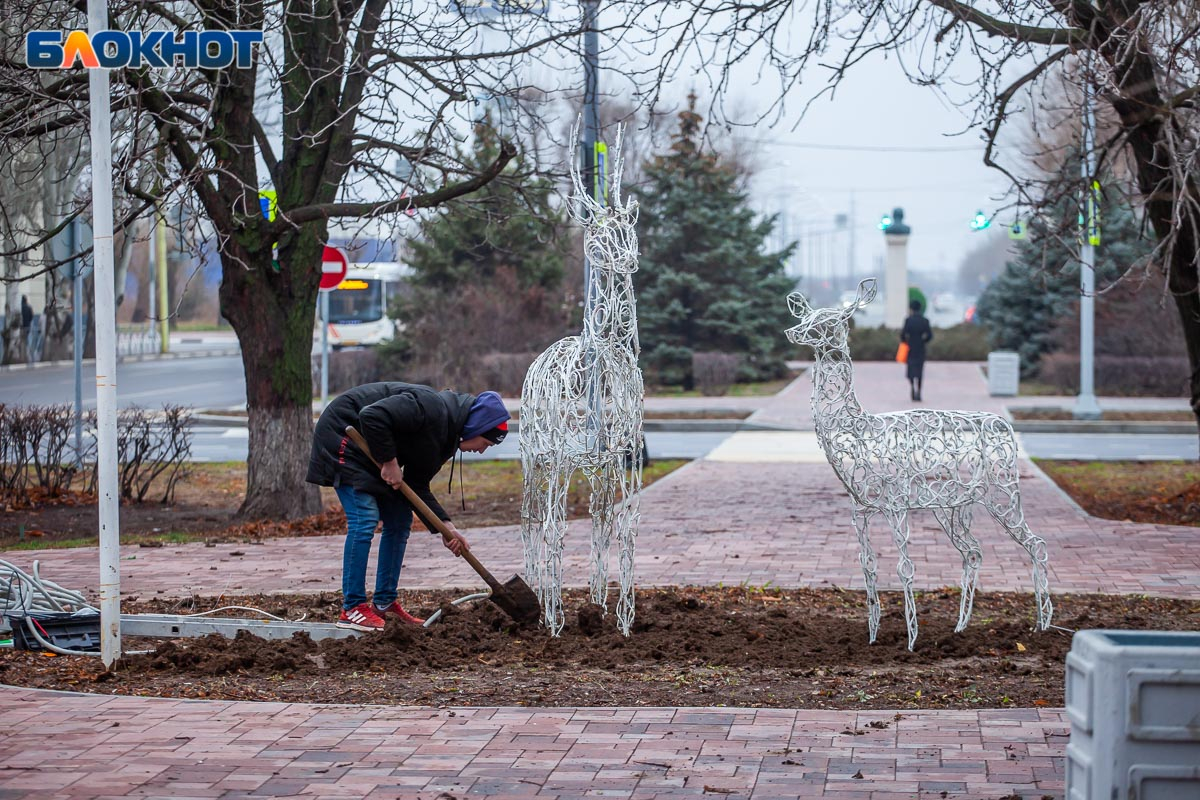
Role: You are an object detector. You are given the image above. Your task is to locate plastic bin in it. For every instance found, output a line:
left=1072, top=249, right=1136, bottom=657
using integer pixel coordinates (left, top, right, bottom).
left=5, top=611, right=101, bottom=652
left=987, top=351, right=1020, bottom=396
left=1066, top=630, right=1200, bottom=800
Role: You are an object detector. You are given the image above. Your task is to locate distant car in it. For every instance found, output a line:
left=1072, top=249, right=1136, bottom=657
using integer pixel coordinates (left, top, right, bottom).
left=932, top=293, right=956, bottom=312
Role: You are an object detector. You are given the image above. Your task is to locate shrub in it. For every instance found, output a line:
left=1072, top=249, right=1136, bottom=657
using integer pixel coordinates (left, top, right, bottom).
left=928, top=324, right=991, bottom=361
left=480, top=352, right=539, bottom=397
left=1038, top=353, right=1189, bottom=397
left=692, top=351, right=741, bottom=396
left=0, top=404, right=192, bottom=505
left=312, top=348, right=381, bottom=397
left=844, top=322, right=990, bottom=362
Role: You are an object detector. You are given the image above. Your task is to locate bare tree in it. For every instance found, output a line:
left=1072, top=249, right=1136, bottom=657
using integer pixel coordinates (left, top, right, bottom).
left=0, top=0, right=596, bottom=517
left=625, top=0, right=1200, bottom=439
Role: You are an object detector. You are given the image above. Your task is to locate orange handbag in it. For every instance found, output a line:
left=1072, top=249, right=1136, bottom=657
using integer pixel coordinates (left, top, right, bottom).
left=896, top=342, right=909, bottom=363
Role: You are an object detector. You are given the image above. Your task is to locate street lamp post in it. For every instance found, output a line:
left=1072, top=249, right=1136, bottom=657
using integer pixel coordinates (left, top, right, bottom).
left=1074, top=60, right=1102, bottom=420
left=87, top=0, right=122, bottom=667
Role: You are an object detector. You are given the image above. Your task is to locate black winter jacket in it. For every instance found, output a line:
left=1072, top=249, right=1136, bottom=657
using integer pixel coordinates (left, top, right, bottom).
left=305, top=382, right=475, bottom=524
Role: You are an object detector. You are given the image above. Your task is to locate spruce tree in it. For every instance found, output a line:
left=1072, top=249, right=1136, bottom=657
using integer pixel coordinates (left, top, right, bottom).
left=976, top=174, right=1154, bottom=377
left=404, top=121, right=568, bottom=295
left=632, top=95, right=797, bottom=389
left=391, top=121, right=573, bottom=389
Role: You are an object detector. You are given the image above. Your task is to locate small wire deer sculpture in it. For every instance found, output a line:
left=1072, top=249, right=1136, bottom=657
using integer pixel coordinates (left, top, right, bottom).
left=519, top=125, right=643, bottom=636
left=785, top=278, right=1052, bottom=649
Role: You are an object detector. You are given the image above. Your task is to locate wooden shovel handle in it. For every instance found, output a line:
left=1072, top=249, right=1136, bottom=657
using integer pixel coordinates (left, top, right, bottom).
left=343, top=426, right=502, bottom=591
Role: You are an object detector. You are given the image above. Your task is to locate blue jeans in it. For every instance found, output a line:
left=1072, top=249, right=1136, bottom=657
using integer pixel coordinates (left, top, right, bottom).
left=336, top=485, right=413, bottom=610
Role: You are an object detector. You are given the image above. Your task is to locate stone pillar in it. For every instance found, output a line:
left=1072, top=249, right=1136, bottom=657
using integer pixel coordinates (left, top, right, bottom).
left=882, top=207, right=911, bottom=329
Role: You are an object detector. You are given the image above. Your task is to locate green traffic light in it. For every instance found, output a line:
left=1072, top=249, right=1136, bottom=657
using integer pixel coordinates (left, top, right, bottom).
left=970, top=210, right=991, bottom=231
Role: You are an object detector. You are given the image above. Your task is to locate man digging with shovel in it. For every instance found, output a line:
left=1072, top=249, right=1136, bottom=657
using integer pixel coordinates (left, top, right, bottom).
left=307, top=383, right=510, bottom=632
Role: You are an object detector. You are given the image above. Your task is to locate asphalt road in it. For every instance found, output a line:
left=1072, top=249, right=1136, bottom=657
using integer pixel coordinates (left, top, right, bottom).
left=1018, top=432, right=1198, bottom=461
left=0, top=355, right=247, bottom=409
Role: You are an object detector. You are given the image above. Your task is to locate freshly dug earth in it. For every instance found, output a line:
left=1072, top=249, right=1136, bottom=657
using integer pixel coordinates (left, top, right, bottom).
left=4, top=587, right=1196, bottom=709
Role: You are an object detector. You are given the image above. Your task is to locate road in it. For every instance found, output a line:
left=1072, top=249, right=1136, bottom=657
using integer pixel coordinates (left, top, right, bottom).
left=0, top=355, right=247, bottom=409
left=1018, top=432, right=1198, bottom=461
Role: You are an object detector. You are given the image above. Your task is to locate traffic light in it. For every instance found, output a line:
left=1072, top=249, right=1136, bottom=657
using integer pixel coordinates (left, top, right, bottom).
left=877, top=213, right=893, bottom=231
left=970, top=210, right=991, bottom=231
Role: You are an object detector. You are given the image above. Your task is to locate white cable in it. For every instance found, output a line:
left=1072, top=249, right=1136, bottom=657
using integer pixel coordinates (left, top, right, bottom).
left=422, top=592, right=491, bottom=627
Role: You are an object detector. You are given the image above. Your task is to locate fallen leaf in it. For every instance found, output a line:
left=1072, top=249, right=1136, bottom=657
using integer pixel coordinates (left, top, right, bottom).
left=1016, top=642, right=1027, bottom=652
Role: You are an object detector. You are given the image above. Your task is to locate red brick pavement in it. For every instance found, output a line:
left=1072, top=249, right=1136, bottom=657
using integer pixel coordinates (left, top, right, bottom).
left=0, top=688, right=1067, bottom=799
left=7, top=448, right=1196, bottom=602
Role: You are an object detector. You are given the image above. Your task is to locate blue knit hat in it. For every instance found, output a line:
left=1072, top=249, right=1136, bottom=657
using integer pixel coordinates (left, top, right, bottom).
left=462, top=391, right=511, bottom=442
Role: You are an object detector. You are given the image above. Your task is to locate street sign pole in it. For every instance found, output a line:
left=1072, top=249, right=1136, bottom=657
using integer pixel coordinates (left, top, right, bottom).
left=318, top=246, right=348, bottom=411
left=320, top=291, right=329, bottom=410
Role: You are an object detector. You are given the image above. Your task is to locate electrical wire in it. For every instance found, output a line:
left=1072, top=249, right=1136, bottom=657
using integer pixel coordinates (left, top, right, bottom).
left=0, top=559, right=309, bottom=657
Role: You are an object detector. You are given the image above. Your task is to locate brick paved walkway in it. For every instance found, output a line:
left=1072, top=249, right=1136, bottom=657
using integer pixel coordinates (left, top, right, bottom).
left=0, top=688, right=1067, bottom=799
left=1, top=360, right=1193, bottom=798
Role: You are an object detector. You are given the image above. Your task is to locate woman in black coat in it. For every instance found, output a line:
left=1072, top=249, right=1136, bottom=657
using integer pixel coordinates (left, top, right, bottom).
left=307, top=382, right=510, bottom=631
left=901, top=299, right=933, bottom=401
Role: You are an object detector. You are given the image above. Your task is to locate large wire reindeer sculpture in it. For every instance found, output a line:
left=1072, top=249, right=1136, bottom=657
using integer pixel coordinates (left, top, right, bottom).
left=785, top=278, right=1052, bottom=650
left=519, top=126, right=644, bottom=636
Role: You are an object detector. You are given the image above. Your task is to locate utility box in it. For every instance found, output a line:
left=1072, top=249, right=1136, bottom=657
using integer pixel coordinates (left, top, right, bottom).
left=986, top=351, right=1020, bottom=396
left=1066, top=630, right=1200, bottom=800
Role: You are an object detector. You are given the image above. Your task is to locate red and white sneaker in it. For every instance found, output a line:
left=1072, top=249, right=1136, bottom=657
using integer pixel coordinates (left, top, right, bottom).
left=374, top=601, right=426, bottom=626
left=337, top=603, right=385, bottom=632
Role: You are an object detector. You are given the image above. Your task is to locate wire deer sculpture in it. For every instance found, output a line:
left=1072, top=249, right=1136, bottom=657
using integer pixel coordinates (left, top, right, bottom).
left=785, top=278, right=1052, bottom=649
left=519, top=125, right=643, bottom=636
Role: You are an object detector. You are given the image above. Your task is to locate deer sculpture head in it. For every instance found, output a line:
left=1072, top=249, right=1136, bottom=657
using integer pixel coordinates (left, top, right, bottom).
left=785, top=278, right=877, bottom=353
left=569, top=121, right=640, bottom=276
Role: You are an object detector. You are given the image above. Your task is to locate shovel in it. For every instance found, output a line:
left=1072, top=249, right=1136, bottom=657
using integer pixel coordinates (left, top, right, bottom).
left=344, top=425, right=541, bottom=625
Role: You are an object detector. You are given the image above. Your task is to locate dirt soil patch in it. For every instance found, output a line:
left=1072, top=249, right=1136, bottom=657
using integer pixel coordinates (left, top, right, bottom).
left=4, top=587, right=1195, bottom=709
left=1011, top=409, right=1193, bottom=422
left=1038, top=460, right=1200, bottom=527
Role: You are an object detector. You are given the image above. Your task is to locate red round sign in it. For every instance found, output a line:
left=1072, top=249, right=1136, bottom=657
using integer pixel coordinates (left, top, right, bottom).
left=319, top=246, right=348, bottom=291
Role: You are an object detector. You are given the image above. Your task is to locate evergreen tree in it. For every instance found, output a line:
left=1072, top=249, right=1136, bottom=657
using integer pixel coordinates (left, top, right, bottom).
left=404, top=121, right=568, bottom=295
left=976, top=175, right=1154, bottom=377
left=632, top=96, right=797, bottom=388
left=391, top=120, right=574, bottom=390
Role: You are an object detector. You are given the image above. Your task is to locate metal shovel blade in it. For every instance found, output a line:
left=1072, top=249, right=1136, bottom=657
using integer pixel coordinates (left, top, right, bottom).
left=489, top=575, right=541, bottom=625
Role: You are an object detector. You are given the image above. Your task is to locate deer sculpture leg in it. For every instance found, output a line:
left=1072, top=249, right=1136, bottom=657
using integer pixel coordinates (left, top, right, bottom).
left=931, top=505, right=982, bottom=632
left=882, top=508, right=921, bottom=650
left=586, top=459, right=619, bottom=610
left=984, top=482, right=1053, bottom=630
left=524, top=462, right=573, bottom=636
left=851, top=505, right=882, bottom=643
left=520, top=456, right=552, bottom=618
left=614, top=450, right=641, bottom=636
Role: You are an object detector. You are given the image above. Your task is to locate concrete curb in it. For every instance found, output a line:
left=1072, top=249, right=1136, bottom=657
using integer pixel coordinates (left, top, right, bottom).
left=191, top=412, right=798, bottom=434
left=1010, top=419, right=1196, bottom=435
left=0, top=347, right=240, bottom=372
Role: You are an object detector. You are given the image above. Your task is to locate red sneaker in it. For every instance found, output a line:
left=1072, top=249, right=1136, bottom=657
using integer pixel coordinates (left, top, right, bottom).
left=374, top=601, right=426, bottom=625
left=337, top=602, right=385, bottom=632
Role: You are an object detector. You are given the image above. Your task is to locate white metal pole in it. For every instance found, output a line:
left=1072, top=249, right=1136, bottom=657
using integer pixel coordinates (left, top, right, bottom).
left=88, top=0, right=122, bottom=667
left=71, top=219, right=84, bottom=466
left=1074, top=58, right=1101, bottom=420
left=320, top=290, right=329, bottom=410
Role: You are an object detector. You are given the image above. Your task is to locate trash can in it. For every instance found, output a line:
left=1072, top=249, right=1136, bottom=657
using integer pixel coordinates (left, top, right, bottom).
left=1065, top=630, right=1200, bottom=800
left=986, top=351, right=1020, bottom=396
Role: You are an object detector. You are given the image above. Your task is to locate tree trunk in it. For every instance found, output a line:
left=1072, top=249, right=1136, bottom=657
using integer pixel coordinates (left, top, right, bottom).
left=221, top=239, right=322, bottom=520
left=1103, top=43, right=1200, bottom=455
